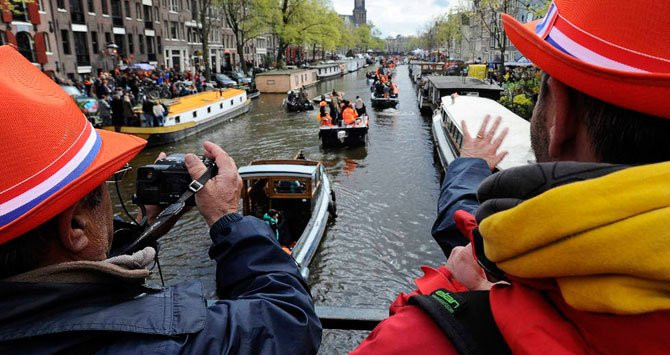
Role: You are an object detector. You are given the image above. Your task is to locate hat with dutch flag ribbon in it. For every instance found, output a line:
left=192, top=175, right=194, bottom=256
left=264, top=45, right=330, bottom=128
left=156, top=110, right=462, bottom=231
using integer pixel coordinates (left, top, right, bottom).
left=0, top=46, right=146, bottom=243
left=502, top=0, right=670, bottom=118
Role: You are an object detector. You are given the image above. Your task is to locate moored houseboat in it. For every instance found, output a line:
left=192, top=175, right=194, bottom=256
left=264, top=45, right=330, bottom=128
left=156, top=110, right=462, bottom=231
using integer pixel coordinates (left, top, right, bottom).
left=432, top=95, right=534, bottom=173
left=310, top=62, right=344, bottom=81
left=420, top=76, right=503, bottom=113
left=239, top=157, right=336, bottom=280
left=102, top=89, right=250, bottom=147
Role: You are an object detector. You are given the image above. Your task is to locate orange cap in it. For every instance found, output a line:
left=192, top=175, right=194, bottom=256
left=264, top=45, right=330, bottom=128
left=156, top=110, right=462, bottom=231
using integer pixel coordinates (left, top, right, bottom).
left=503, top=0, right=670, bottom=118
left=0, top=46, right=147, bottom=243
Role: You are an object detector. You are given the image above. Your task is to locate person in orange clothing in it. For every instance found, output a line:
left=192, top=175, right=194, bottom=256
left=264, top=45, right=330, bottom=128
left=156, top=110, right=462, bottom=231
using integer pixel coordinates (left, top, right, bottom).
left=390, top=81, right=399, bottom=97
left=341, top=101, right=358, bottom=126
left=317, top=106, right=332, bottom=126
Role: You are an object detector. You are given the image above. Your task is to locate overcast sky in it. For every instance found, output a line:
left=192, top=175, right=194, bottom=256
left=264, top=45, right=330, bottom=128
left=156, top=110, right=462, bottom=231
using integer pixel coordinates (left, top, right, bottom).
left=331, top=0, right=457, bottom=38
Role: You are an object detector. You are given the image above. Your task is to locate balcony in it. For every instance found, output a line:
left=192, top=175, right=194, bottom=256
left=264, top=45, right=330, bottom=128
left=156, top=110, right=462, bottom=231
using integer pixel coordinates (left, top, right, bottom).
left=112, top=16, right=123, bottom=27
left=71, top=11, right=86, bottom=24
left=144, top=20, right=153, bottom=29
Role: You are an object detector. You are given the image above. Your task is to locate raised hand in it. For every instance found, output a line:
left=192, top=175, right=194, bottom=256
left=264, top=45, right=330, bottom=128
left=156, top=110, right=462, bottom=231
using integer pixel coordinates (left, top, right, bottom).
left=460, top=115, right=509, bottom=171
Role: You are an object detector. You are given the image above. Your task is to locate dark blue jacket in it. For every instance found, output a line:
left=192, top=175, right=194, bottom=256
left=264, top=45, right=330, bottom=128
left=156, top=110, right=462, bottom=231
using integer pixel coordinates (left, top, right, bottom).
left=0, top=214, right=322, bottom=354
left=431, top=158, right=491, bottom=256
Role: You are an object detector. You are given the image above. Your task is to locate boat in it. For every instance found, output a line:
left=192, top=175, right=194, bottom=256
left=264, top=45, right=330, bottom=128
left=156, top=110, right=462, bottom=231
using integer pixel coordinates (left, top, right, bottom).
left=101, top=88, right=250, bottom=147
left=312, top=92, right=345, bottom=104
left=370, top=96, right=399, bottom=109
left=432, top=95, right=534, bottom=174
left=309, top=62, right=344, bottom=81
left=283, top=99, right=314, bottom=112
left=319, top=115, right=369, bottom=148
left=422, top=76, right=502, bottom=112
left=247, top=90, right=261, bottom=99
left=239, top=155, right=336, bottom=280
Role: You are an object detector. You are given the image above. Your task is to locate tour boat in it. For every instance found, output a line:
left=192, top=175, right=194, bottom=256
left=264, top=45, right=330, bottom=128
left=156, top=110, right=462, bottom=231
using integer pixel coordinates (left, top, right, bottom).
left=319, top=115, right=369, bottom=148
left=432, top=95, right=534, bottom=173
left=370, top=96, right=399, bottom=109
left=421, top=76, right=502, bottom=112
left=102, top=89, right=250, bottom=147
left=239, top=155, right=336, bottom=280
left=311, top=92, right=346, bottom=104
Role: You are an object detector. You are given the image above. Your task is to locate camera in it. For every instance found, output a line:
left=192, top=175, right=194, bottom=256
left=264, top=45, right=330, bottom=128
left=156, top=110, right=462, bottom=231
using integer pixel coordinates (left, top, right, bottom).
left=133, top=154, right=217, bottom=206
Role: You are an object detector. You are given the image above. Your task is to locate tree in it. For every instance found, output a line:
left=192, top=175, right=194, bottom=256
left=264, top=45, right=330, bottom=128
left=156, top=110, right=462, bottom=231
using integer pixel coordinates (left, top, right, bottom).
left=193, top=0, right=226, bottom=80
left=256, top=0, right=329, bottom=67
left=221, top=0, right=264, bottom=72
left=471, top=0, right=549, bottom=78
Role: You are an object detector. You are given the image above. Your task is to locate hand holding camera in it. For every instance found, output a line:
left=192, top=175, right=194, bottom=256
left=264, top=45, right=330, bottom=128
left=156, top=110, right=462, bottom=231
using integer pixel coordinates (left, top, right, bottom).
left=184, top=141, right=243, bottom=227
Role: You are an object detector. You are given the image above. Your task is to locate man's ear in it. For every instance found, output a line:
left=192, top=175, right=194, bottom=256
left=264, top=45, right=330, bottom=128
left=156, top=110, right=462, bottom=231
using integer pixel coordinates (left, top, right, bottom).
left=56, top=202, right=90, bottom=254
left=547, top=78, right=578, bottom=159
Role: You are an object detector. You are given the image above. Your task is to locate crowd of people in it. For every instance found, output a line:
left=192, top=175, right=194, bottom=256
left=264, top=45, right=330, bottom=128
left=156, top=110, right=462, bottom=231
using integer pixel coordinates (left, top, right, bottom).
left=1, top=0, right=669, bottom=353
left=54, top=66, right=216, bottom=128
left=317, top=90, right=367, bottom=127
left=370, top=60, right=399, bottom=99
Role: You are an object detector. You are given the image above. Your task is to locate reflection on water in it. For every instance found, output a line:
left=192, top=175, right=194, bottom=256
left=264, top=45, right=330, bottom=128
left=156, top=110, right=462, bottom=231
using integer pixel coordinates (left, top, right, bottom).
left=112, top=66, right=445, bottom=354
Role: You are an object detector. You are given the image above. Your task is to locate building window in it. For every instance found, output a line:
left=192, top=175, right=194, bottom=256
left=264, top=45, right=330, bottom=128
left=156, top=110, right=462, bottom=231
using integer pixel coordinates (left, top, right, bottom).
left=61, top=30, right=71, bottom=55
left=38, top=0, right=45, bottom=11
left=57, top=0, right=65, bottom=9
left=87, top=0, right=94, bottom=12
left=12, top=2, right=29, bottom=22
left=91, top=31, right=99, bottom=53
left=135, top=2, right=141, bottom=18
left=170, top=22, right=177, bottom=39
left=127, top=34, right=134, bottom=53
left=73, top=31, right=90, bottom=65
left=101, top=0, right=108, bottom=14
left=124, top=0, right=130, bottom=18
left=16, top=32, right=35, bottom=62
left=42, top=32, right=51, bottom=53
left=169, top=0, right=177, bottom=11
left=138, top=34, right=144, bottom=54
left=156, top=36, right=162, bottom=51
left=104, top=32, right=111, bottom=45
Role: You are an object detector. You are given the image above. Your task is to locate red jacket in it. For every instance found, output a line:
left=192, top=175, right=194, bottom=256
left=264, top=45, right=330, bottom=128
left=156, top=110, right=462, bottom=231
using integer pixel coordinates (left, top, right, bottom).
left=352, top=212, right=670, bottom=354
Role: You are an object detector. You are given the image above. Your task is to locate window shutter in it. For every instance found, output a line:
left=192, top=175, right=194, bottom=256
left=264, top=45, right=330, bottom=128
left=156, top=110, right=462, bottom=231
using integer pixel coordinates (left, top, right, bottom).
left=34, top=32, right=48, bottom=64
left=1, top=1, right=12, bottom=23
left=5, top=30, right=17, bottom=47
left=27, top=1, right=41, bottom=25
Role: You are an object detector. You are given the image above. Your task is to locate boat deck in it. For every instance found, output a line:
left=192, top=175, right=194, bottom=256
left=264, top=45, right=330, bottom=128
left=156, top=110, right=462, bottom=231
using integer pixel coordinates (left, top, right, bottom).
left=168, top=89, right=245, bottom=116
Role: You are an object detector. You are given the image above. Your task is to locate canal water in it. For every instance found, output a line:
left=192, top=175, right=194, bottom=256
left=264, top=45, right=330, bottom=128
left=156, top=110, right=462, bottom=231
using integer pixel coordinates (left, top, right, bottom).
left=113, top=65, right=446, bottom=353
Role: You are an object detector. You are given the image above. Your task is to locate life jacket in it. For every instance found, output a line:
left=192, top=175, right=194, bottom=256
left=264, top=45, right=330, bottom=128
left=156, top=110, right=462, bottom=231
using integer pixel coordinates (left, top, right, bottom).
left=342, top=108, right=357, bottom=125
left=318, top=113, right=332, bottom=126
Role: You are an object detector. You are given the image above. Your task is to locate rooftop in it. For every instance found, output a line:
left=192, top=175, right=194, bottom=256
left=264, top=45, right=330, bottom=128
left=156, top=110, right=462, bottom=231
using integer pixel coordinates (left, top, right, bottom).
left=256, top=69, right=313, bottom=76
left=239, top=164, right=318, bottom=179
left=428, top=76, right=502, bottom=91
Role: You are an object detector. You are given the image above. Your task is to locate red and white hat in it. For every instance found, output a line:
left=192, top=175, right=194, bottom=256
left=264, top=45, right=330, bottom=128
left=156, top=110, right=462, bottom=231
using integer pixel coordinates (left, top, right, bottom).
left=503, top=0, right=670, bottom=118
left=0, top=46, right=146, bottom=243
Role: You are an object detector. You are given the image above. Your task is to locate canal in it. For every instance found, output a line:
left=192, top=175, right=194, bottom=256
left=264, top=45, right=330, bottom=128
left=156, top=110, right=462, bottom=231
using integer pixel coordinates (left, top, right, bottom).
left=113, top=65, right=446, bottom=353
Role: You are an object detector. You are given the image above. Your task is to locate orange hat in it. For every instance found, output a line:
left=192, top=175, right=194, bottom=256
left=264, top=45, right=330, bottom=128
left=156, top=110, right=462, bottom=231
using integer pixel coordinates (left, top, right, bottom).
left=502, top=0, right=670, bottom=118
left=0, top=46, right=146, bottom=243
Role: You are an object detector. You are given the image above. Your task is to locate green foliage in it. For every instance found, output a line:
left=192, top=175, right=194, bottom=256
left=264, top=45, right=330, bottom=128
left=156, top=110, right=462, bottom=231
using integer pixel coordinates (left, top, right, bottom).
left=498, top=68, right=542, bottom=120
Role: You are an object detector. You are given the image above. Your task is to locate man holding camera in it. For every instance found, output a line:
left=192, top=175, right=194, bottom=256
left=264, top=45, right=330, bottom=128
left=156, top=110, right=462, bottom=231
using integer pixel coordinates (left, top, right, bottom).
left=0, top=46, right=321, bottom=354
left=354, top=0, right=670, bottom=353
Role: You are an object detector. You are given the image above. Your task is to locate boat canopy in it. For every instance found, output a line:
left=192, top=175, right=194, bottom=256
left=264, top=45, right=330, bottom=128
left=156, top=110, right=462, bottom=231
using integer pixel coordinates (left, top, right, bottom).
left=439, top=96, right=535, bottom=170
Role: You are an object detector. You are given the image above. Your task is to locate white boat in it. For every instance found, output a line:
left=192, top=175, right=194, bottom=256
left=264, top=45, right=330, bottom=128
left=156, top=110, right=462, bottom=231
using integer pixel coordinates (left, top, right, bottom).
left=239, top=157, right=336, bottom=280
left=432, top=95, right=535, bottom=172
left=103, top=89, right=250, bottom=147
left=310, top=62, right=344, bottom=81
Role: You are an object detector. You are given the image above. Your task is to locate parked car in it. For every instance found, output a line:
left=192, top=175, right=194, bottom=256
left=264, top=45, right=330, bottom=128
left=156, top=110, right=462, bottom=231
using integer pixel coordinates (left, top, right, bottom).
left=211, top=73, right=238, bottom=88
left=225, top=70, right=253, bottom=85
left=60, top=85, right=101, bottom=126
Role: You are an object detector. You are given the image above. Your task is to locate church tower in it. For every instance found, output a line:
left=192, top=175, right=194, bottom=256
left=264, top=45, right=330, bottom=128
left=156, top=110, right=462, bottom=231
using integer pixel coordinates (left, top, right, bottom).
left=353, top=0, right=366, bottom=26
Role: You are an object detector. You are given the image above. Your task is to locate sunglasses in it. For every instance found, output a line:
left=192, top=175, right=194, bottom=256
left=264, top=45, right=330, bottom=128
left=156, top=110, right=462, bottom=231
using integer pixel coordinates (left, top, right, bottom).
left=106, top=164, right=133, bottom=183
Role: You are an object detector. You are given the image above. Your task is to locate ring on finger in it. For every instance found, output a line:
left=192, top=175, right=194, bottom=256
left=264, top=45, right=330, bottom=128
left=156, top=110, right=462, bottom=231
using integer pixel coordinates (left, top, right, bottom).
left=476, top=134, right=484, bottom=139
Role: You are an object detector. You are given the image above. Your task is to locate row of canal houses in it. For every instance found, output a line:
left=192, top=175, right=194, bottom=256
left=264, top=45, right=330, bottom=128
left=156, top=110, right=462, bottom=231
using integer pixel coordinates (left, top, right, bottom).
left=256, top=57, right=368, bottom=94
